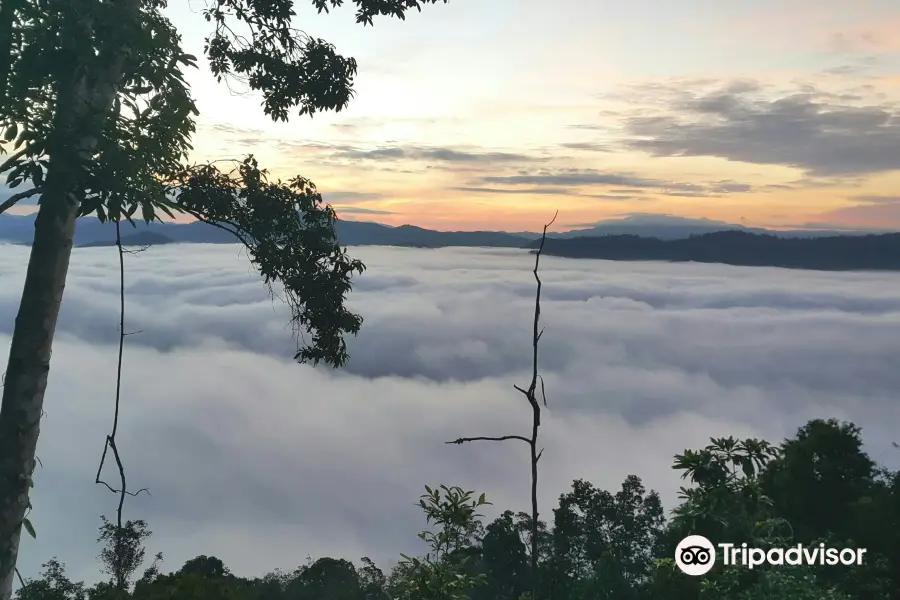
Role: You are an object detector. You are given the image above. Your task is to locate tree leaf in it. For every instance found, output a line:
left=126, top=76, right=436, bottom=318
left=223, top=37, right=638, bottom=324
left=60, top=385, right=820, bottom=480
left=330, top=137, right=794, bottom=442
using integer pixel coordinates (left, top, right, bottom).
left=22, top=518, right=35, bottom=539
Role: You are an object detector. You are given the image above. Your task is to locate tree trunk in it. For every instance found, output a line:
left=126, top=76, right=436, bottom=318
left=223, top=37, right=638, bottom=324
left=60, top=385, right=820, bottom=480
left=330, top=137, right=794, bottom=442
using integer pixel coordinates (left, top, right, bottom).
left=0, top=1, right=140, bottom=596
left=0, top=172, right=80, bottom=600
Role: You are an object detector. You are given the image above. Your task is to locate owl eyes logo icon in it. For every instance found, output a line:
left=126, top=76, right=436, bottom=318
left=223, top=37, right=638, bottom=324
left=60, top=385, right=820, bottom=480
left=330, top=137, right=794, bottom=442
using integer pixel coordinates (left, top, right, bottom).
left=675, top=535, right=716, bottom=576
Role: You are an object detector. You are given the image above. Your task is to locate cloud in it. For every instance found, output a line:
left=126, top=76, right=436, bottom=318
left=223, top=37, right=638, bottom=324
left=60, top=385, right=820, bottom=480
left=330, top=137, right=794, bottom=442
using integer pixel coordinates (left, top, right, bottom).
left=450, top=186, right=648, bottom=201
left=2, top=244, right=899, bottom=585
left=451, top=186, right=576, bottom=196
left=820, top=56, right=881, bottom=77
left=829, top=32, right=883, bottom=54
left=813, top=195, right=900, bottom=227
left=206, top=124, right=265, bottom=137
left=826, top=22, right=900, bottom=54
left=847, top=194, right=900, bottom=204
left=326, top=117, right=463, bottom=136
left=335, top=207, right=398, bottom=216
left=472, top=169, right=754, bottom=197
left=617, top=79, right=900, bottom=177
left=478, top=170, right=664, bottom=188
left=323, top=191, right=388, bottom=204
left=263, top=142, right=550, bottom=173
left=580, top=194, right=645, bottom=201
left=559, top=142, right=610, bottom=152
left=198, top=123, right=270, bottom=148
left=326, top=145, right=546, bottom=165
left=200, top=130, right=546, bottom=171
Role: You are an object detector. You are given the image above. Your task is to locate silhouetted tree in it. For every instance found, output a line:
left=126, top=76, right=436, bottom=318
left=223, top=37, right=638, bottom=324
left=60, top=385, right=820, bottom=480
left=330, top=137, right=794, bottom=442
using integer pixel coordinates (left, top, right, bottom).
left=97, top=517, right=150, bottom=592
left=13, top=418, right=900, bottom=600
left=479, top=512, right=529, bottom=600
left=177, top=556, right=229, bottom=580
left=0, top=1, right=449, bottom=594
left=14, top=561, right=84, bottom=600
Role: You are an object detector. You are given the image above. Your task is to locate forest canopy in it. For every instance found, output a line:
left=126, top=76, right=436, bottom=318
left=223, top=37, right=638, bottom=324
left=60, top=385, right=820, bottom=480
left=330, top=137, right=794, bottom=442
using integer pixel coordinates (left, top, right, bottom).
left=15, top=418, right=900, bottom=600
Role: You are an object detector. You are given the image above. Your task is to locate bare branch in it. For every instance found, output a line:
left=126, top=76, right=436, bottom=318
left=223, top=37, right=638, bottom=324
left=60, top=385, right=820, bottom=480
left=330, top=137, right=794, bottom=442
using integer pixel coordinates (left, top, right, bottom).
left=526, top=210, right=558, bottom=398
left=96, top=435, right=149, bottom=498
left=0, top=187, right=41, bottom=214
left=445, top=210, right=557, bottom=600
left=178, top=207, right=250, bottom=247
left=95, top=219, right=150, bottom=565
left=445, top=435, right=531, bottom=445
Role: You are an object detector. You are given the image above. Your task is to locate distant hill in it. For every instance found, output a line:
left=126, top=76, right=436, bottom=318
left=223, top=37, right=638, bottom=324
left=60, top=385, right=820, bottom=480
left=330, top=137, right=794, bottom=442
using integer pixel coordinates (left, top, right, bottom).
left=0, top=213, right=895, bottom=269
left=531, top=230, right=900, bottom=271
left=332, top=221, right=530, bottom=247
left=551, top=214, right=886, bottom=240
left=79, top=231, right=175, bottom=248
left=551, top=214, right=766, bottom=240
left=0, top=214, right=535, bottom=248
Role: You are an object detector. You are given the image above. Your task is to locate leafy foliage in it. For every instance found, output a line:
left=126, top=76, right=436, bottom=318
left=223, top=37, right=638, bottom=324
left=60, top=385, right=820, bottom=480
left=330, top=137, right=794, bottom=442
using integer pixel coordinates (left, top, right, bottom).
left=546, top=476, right=665, bottom=600
left=171, top=156, right=365, bottom=365
left=0, top=0, right=457, bottom=369
left=14, top=418, right=900, bottom=600
left=202, top=0, right=449, bottom=120
left=1, top=0, right=449, bottom=595
left=15, top=560, right=84, bottom=600
left=671, top=436, right=781, bottom=545
left=389, top=486, right=491, bottom=600
left=96, top=517, right=151, bottom=591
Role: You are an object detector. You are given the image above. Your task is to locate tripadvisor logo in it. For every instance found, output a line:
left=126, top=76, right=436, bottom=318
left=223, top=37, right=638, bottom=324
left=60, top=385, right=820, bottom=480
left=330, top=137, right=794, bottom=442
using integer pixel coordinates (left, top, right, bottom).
left=675, top=535, right=716, bottom=576
left=675, top=535, right=867, bottom=576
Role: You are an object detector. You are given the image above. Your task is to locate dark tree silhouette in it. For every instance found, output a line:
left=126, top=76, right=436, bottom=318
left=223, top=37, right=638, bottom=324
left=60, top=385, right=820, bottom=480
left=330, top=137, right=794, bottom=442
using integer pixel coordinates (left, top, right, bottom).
left=0, top=1, right=448, bottom=596
left=447, top=211, right=557, bottom=600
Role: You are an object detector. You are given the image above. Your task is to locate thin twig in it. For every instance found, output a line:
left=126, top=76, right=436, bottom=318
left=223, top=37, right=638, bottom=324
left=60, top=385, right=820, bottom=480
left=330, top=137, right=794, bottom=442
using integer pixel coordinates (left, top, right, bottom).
left=446, top=210, right=557, bottom=600
left=445, top=435, right=531, bottom=445
left=181, top=208, right=250, bottom=246
left=94, top=218, right=150, bottom=588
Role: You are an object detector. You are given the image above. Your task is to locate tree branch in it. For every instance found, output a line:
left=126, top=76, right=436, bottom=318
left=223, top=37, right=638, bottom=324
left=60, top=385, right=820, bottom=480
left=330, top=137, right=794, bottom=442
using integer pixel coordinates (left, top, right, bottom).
left=0, top=147, right=27, bottom=174
left=445, top=210, right=557, bottom=600
left=179, top=206, right=251, bottom=247
left=445, top=435, right=531, bottom=445
left=94, top=218, right=150, bottom=585
left=0, top=187, right=41, bottom=214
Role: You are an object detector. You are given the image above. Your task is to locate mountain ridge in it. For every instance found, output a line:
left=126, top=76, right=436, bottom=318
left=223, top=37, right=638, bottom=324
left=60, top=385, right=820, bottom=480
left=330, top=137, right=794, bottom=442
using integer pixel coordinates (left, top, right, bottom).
left=529, top=230, right=900, bottom=271
left=4, top=213, right=900, bottom=271
left=1, top=212, right=891, bottom=249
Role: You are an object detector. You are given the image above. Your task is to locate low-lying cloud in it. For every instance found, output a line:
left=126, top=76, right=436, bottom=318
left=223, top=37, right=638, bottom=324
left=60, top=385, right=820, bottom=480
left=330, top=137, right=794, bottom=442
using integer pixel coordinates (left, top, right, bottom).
left=2, top=243, right=899, bottom=584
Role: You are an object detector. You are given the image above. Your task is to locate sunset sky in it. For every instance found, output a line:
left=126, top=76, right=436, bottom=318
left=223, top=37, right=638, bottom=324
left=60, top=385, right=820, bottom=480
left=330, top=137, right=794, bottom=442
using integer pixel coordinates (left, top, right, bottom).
left=10, top=0, right=900, bottom=231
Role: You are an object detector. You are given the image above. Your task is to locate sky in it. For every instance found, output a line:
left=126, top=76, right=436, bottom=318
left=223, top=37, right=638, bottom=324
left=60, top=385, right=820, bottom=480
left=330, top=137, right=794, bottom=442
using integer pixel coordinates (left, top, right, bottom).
left=129, top=0, right=900, bottom=231
left=3, top=243, right=900, bottom=583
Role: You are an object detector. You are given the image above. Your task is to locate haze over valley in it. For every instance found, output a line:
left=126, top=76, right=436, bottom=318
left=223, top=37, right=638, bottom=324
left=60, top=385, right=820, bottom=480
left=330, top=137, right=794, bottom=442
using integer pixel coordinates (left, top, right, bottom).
left=3, top=242, right=899, bottom=582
